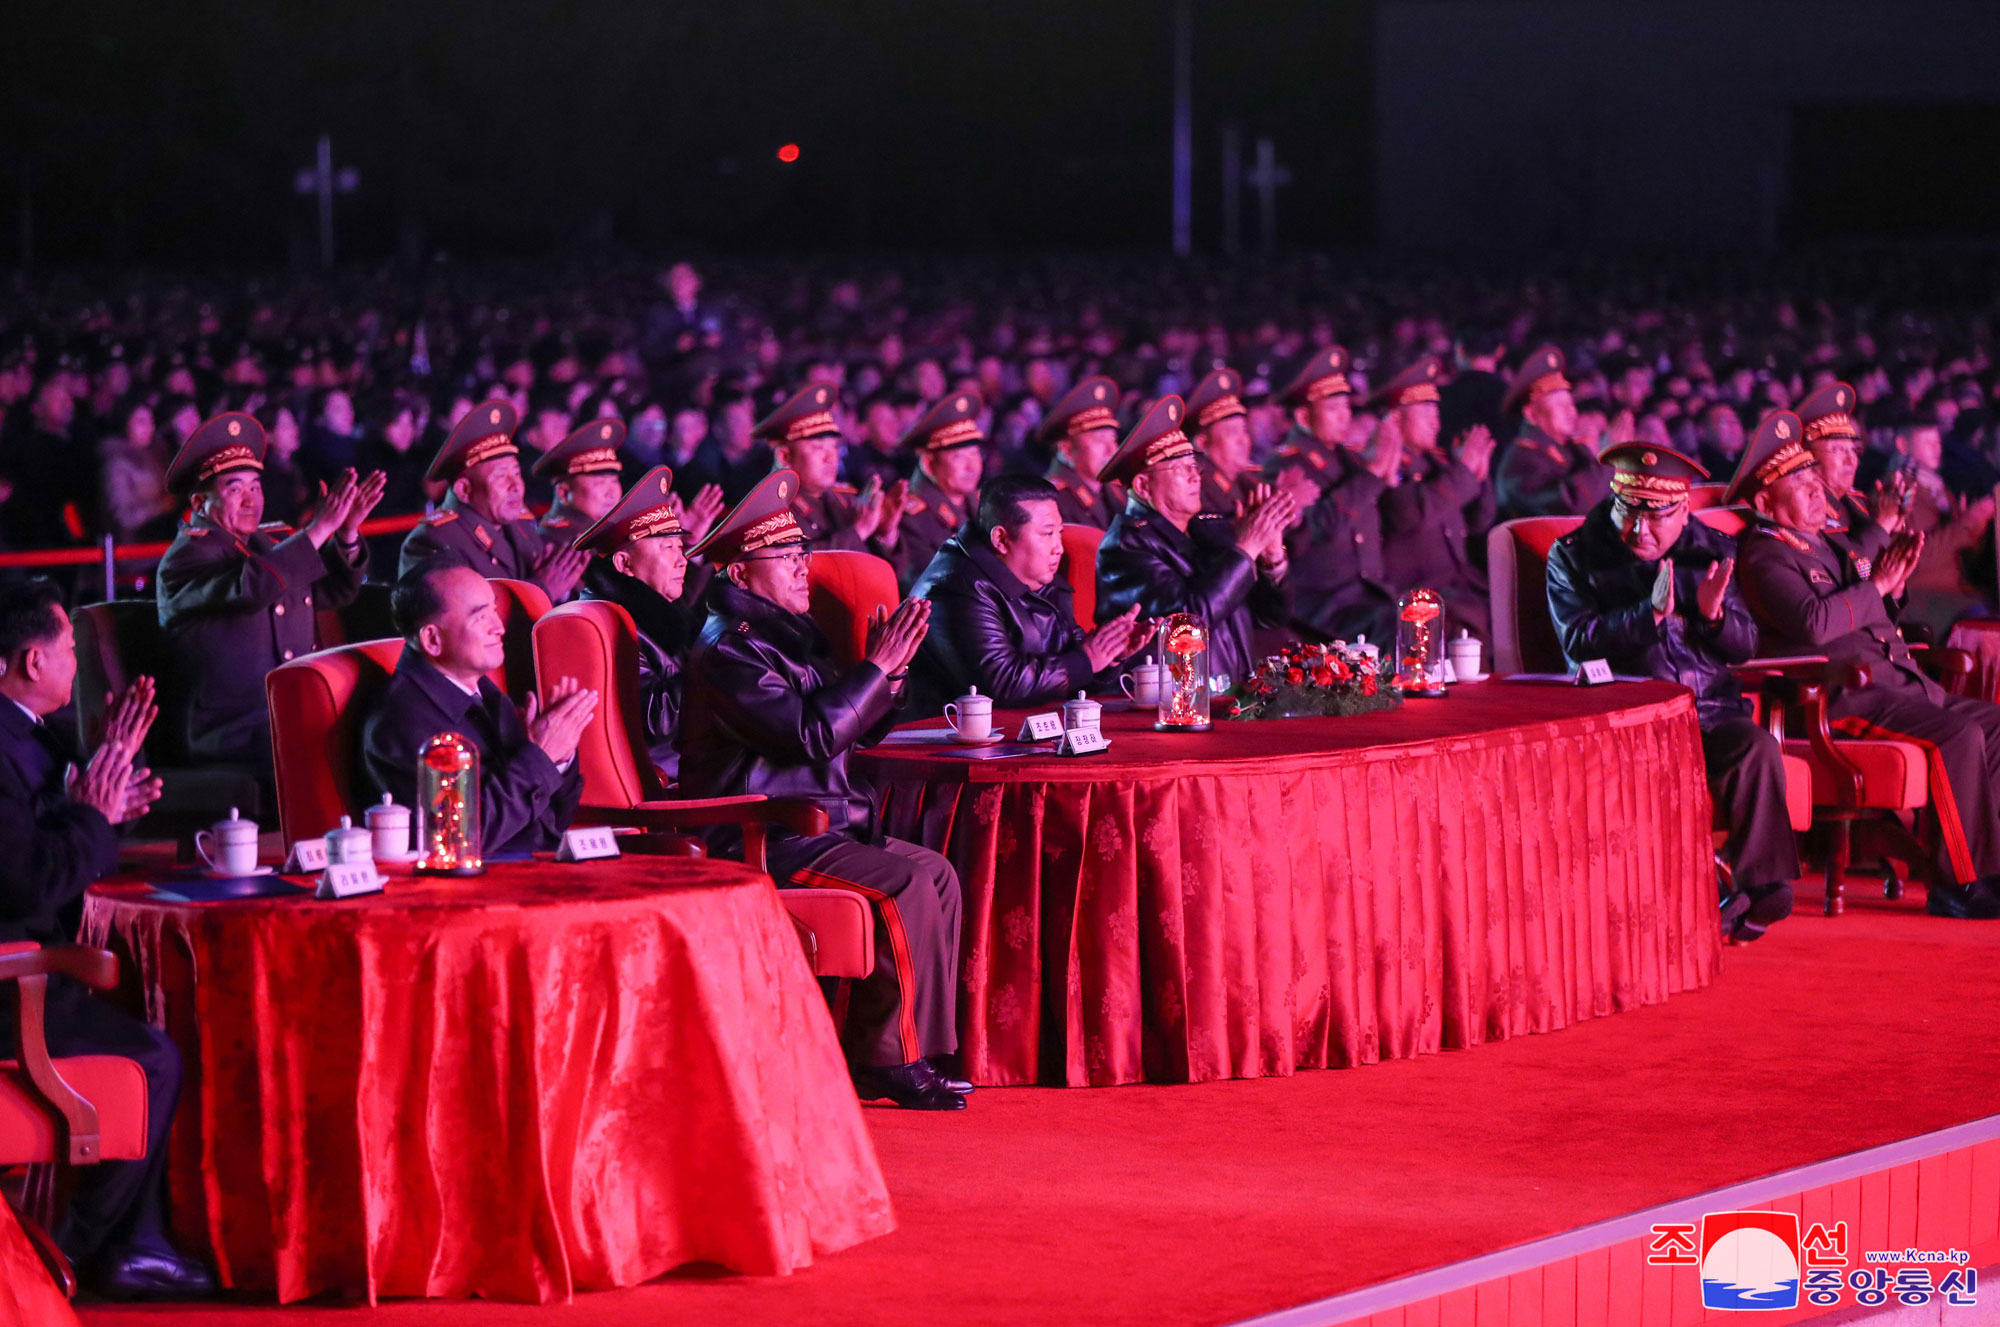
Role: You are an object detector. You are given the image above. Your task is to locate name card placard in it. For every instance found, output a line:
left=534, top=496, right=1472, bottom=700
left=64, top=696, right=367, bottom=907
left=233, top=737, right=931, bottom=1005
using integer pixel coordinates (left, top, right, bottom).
left=1056, top=725, right=1111, bottom=756
left=1018, top=712, right=1064, bottom=742
left=1576, top=658, right=1615, bottom=687
left=557, top=826, right=622, bottom=862
left=284, top=838, right=330, bottom=873
left=315, top=862, right=384, bottom=900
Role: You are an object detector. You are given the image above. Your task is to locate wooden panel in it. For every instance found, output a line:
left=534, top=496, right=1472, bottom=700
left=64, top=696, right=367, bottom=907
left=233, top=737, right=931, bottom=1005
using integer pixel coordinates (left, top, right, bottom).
left=1886, top=1159, right=1921, bottom=1251
left=1573, top=1245, right=1610, bottom=1327
left=1473, top=1277, right=1507, bottom=1324
left=1367, top=1311, right=1406, bottom=1327
left=1971, top=1140, right=2000, bottom=1248
left=1437, top=1285, right=1477, bottom=1327
left=1505, top=1269, right=1541, bottom=1327
left=1407, top=1301, right=1442, bottom=1327
left=1858, top=1167, right=1892, bottom=1253
left=1607, top=1238, right=1645, bottom=1327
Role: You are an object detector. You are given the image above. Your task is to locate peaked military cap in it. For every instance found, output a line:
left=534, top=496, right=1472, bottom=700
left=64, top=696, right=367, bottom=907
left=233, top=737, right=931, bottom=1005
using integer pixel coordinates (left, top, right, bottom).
left=166, top=412, right=265, bottom=495
left=533, top=417, right=627, bottom=479
left=1098, top=395, right=1194, bottom=486
left=571, top=466, right=683, bottom=555
left=1501, top=345, right=1572, bottom=415
left=1039, top=375, right=1121, bottom=444
left=902, top=390, right=986, bottom=453
left=1724, top=410, right=1813, bottom=507
left=1797, top=381, right=1860, bottom=444
left=1600, top=440, right=1709, bottom=509
left=1362, top=356, right=1444, bottom=412
left=426, top=399, right=520, bottom=484
left=1185, top=367, right=1248, bottom=430
left=687, top=468, right=808, bottom=564
left=753, top=384, right=841, bottom=445
left=1277, top=346, right=1353, bottom=407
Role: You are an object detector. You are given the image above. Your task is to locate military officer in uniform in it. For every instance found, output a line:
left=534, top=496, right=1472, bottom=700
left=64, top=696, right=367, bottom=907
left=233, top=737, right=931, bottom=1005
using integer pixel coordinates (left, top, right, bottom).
left=398, top=399, right=589, bottom=603
left=1496, top=345, right=1611, bottom=520
left=1266, top=346, right=1397, bottom=645
left=534, top=417, right=630, bottom=538
left=889, top=391, right=987, bottom=593
left=679, top=470, right=967, bottom=1110
left=572, top=466, right=701, bottom=776
left=1096, top=396, right=1294, bottom=686
left=1730, top=410, right=2000, bottom=918
left=757, top=383, right=905, bottom=554
left=157, top=412, right=380, bottom=770
left=1039, top=375, right=1123, bottom=530
left=1187, top=366, right=1262, bottom=518
left=1800, top=381, right=1905, bottom=564
left=1546, top=439, right=1798, bottom=941
left=1371, top=357, right=1498, bottom=644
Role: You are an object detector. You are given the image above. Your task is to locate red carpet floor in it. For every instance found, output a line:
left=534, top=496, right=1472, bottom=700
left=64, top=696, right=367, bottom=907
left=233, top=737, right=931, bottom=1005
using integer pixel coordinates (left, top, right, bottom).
left=78, top=881, right=2000, bottom=1327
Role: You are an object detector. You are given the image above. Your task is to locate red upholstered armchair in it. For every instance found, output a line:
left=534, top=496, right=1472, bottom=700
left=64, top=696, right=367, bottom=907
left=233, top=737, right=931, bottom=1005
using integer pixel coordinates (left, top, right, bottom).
left=0, top=943, right=148, bottom=1301
left=487, top=577, right=552, bottom=703
left=1057, top=523, right=1105, bottom=630
left=531, top=598, right=872, bottom=978
left=805, top=550, right=898, bottom=669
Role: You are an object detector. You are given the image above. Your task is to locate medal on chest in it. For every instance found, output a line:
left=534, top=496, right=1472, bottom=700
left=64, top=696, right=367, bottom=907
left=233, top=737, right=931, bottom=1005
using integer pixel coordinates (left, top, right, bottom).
left=473, top=524, right=493, bottom=551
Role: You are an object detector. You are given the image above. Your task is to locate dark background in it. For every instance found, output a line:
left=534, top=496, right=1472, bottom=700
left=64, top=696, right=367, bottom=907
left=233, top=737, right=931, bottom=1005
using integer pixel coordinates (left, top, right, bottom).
left=0, top=0, right=1371, bottom=265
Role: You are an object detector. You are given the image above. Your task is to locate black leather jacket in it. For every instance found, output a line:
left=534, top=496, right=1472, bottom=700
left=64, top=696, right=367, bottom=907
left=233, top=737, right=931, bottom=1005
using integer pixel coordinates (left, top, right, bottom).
left=1545, top=503, right=1758, bottom=728
left=678, top=580, right=902, bottom=842
left=1096, top=496, right=1290, bottom=687
left=908, top=532, right=1094, bottom=717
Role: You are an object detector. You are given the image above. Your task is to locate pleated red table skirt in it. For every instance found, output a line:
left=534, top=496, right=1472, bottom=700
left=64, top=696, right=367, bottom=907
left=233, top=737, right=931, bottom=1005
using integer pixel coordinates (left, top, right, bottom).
left=80, top=857, right=894, bottom=1304
left=861, top=680, right=1720, bottom=1087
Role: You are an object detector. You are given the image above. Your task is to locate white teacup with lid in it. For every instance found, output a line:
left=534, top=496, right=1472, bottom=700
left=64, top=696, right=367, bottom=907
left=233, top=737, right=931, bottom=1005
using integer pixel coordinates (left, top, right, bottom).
left=365, top=793, right=415, bottom=861
left=196, top=807, right=259, bottom=877
left=324, top=815, right=373, bottom=869
left=1061, top=690, right=1102, bottom=733
left=944, top=686, right=995, bottom=742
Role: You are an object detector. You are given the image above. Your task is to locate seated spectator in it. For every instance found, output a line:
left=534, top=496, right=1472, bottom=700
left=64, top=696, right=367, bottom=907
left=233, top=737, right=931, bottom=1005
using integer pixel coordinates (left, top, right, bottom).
left=361, top=563, right=591, bottom=856
left=1039, top=376, right=1124, bottom=530
left=1495, top=346, right=1610, bottom=520
left=573, top=466, right=705, bottom=776
left=889, top=392, right=987, bottom=592
left=758, top=385, right=904, bottom=553
left=0, top=580, right=214, bottom=1299
left=908, top=474, right=1141, bottom=716
left=1731, top=410, right=2000, bottom=919
left=1187, top=367, right=1260, bottom=518
left=534, top=418, right=630, bottom=537
left=1546, top=441, right=1797, bottom=942
left=97, top=396, right=174, bottom=543
left=679, top=469, right=967, bottom=1110
left=1097, top=396, right=1293, bottom=687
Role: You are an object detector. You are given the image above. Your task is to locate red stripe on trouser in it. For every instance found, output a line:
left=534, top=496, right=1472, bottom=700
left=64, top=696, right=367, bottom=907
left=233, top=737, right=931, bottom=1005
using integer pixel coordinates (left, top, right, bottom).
left=794, top=866, right=923, bottom=1064
left=1832, top=716, right=1977, bottom=884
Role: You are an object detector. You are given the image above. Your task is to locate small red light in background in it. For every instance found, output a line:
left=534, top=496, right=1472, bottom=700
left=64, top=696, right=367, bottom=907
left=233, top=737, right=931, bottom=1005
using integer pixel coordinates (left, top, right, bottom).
left=777, top=143, right=801, bottom=163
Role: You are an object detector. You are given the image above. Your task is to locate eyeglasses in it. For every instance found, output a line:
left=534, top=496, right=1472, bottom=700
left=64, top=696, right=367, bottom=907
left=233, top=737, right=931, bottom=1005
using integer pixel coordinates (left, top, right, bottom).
left=738, top=547, right=813, bottom=568
left=1611, top=498, right=1687, bottom=528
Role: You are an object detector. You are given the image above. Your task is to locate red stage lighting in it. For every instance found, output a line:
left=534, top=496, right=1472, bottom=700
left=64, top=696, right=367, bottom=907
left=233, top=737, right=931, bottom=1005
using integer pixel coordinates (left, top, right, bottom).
left=777, top=143, right=801, bottom=164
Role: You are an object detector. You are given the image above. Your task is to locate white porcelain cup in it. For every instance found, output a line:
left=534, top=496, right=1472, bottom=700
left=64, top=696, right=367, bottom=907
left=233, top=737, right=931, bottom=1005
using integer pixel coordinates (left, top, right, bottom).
left=365, top=793, right=411, bottom=859
left=1121, top=663, right=1166, bottom=705
left=1447, top=634, right=1484, bottom=682
left=196, top=807, right=259, bottom=877
left=1061, top=690, right=1102, bottom=732
left=945, top=687, right=994, bottom=741
left=324, top=814, right=373, bottom=868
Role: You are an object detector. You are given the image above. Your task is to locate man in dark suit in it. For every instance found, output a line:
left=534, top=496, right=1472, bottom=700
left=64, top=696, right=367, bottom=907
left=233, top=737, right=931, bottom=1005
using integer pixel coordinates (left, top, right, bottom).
left=0, top=579, right=215, bottom=1298
left=908, top=474, right=1141, bottom=716
left=156, top=412, right=380, bottom=771
left=1731, top=410, right=2000, bottom=919
left=1096, top=396, right=1294, bottom=687
left=680, top=470, right=966, bottom=1110
left=397, top=400, right=589, bottom=603
left=572, top=467, right=705, bottom=776
left=1547, top=441, right=1798, bottom=942
left=360, top=564, right=591, bottom=856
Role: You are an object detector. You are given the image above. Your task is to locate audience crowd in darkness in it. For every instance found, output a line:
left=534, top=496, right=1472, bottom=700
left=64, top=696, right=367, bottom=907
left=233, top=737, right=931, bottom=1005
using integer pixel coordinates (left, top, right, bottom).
left=1, top=250, right=1997, bottom=632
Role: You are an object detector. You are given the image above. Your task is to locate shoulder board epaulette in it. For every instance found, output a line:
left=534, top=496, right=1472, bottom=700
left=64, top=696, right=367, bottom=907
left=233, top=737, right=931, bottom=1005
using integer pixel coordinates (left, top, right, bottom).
left=426, top=510, right=458, bottom=526
left=833, top=483, right=858, bottom=496
left=544, top=518, right=571, bottom=529
left=904, top=496, right=928, bottom=516
left=1759, top=526, right=1812, bottom=552
left=186, top=526, right=209, bottom=538
left=1308, top=451, right=1328, bottom=470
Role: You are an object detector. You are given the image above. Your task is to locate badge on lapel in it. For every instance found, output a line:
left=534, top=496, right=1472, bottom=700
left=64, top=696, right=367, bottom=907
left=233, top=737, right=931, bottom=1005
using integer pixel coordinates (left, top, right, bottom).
left=1808, top=569, right=1833, bottom=586
left=473, top=525, right=493, bottom=550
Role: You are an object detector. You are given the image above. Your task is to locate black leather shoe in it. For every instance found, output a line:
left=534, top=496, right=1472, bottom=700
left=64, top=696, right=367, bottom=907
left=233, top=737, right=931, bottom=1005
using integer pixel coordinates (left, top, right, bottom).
left=927, top=1055, right=975, bottom=1095
left=90, top=1245, right=218, bottom=1300
left=1719, top=891, right=1752, bottom=939
left=1927, top=883, right=2000, bottom=919
left=854, top=1060, right=967, bottom=1110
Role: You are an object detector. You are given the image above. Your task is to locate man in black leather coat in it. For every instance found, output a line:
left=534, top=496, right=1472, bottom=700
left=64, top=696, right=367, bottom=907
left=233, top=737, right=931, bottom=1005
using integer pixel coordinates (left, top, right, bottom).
left=1547, top=439, right=1798, bottom=940
left=1096, top=396, right=1294, bottom=688
left=908, top=474, right=1141, bottom=716
left=679, top=469, right=968, bottom=1110
left=572, top=466, right=707, bottom=777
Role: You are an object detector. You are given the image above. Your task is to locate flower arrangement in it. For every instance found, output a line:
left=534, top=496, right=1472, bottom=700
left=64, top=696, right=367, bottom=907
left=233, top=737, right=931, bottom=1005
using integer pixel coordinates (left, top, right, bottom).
left=1222, top=641, right=1404, bottom=721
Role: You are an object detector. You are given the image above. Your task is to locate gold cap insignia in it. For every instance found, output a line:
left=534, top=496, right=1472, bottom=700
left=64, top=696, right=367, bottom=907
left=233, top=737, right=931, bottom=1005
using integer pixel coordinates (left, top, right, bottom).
left=956, top=396, right=968, bottom=410
left=1167, top=402, right=1180, bottom=422
left=489, top=407, right=502, bottom=424
left=227, top=420, right=242, bottom=437
left=1093, top=385, right=1107, bottom=400
left=1642, top=450, right=1657, bottom=465
left=659, top=475, right=669, bottom=494
left=601, top=424, right=613, bottom=439
left=1775, top=418, right=1791, bottom=440
left=779, top=479, right=791, bottom=499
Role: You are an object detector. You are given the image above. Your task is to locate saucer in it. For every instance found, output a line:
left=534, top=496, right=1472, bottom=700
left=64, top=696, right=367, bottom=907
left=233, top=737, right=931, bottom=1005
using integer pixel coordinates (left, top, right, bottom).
left=374, top=849, right=421, bottom=864
left=207, top=864, right=275, bottom=879
left=950, top=731, right=1004, bottom=745
left=1454, top=672, right=1491, bottom=684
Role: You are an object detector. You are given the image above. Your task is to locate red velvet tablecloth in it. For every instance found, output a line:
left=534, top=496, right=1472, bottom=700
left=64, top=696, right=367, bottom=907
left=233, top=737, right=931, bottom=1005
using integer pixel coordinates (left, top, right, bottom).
left=79, top=856, right=894, bottom=1305
left=0, top=1198, right=78, bottom=1326
left=858, top=680, right=1719, bottom=1087
left=1946, top=617, right=2000, bottom=702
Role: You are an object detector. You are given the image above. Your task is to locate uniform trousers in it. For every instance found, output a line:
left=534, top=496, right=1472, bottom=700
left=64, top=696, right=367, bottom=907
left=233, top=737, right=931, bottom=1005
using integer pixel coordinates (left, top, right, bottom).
left=5, top=979, right=183, bottom=1266
left=1702, top=717, right=1800, bottom=927
left=1830, top=689, right=2000, bottom=886
left=769, top=833, right=962, bottom=1069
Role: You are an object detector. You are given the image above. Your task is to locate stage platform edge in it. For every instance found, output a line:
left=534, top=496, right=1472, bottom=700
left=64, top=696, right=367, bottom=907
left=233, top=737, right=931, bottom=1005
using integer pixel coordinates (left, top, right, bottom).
left=1240, top=1113, right=2000, bottom=1327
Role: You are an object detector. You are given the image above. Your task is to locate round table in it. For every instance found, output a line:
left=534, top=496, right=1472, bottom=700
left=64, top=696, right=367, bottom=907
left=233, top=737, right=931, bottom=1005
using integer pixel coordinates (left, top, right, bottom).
left=858, top=679, right=1719, bottom=1088
left=81, top=855, right=895, bottom=1305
